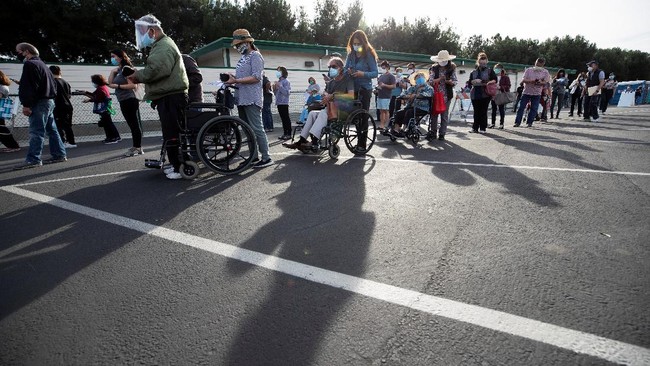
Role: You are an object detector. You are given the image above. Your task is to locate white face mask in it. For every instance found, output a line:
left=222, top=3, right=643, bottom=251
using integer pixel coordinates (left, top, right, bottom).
left=587, top=66, right=593, bottom=72
left=382, top=67, right=388, bottom=73
left=439, top=61, right=448, bottom=67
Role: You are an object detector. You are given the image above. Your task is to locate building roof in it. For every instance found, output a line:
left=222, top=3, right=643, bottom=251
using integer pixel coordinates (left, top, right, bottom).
left=191, top=37, right=576, bottom=74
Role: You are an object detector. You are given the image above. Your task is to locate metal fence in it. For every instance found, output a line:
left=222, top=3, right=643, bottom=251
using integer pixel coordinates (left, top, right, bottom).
left=6, top=91, right=372, bottom=144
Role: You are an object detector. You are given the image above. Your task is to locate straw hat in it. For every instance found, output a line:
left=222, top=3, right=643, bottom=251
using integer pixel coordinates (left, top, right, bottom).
left=232, top=29, right=255, bottom=46
left=408, top=70, right=430, bottom=86
left=430, top=50, right=457, bottom=62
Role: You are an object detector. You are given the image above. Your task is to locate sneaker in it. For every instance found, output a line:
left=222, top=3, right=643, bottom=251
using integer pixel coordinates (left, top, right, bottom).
left=13, top=161, right=42, bottom=170
left=469, top=129, right=479, bottom=133
left=438, top=135, right=445, bottom=141
left=488, top=124, right=495, bottom=129
left=125, top=147, right=144, bottom=156
left=582, top=118, right=590, bottom=122
left=166, top=171, right=182, bottom=180
left=43, top=156, right=67, bottom=164
left=513, top=124, right=521, bottom=127
left=526, top=124, right=533, bottom=128
left=0, top=147, right=20, bottom=153
left=478, top=130, right=486, bottom=134
left=103, top=138, right=119, bottom=144
left=164, top=167, right=175, bottom=175
left=252, top=158, right=273, bottom=168
left=591, top=118, right=599, bottom=123
left=64, top=142, right=77, bottom=148
left=498, top=125, right=504, bottom=130
left=278, top=135, right=291, bottom=141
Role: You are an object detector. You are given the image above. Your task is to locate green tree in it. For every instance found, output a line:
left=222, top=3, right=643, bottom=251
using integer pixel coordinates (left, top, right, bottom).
left=313, top=0, right=340, bottom=46
left=338, top=0, right=364, bottom=45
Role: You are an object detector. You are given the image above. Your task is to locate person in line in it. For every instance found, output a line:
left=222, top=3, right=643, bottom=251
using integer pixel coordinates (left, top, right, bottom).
left=108, top=49, right=144, bottom=156
left=489, top=63, right=510, bottom=129
left=282, top=56, right=354, bottom=151
left=225, top=28, right=272, bottom=168
left=0, top=70, right=20, bottom=152
left=582, top=60, right=605, bottom=123
left=182, top=54, right=203, bottom=104
left=273, top=66, right=292, bottom=140
left=344, top=29, right=378, bottom=152
left=468, top=52, right=497, bottom=133
left=376, top=60, right=396, bottom=131
left=513, top=82, right=524, bottom=113
left=538, top=81, right=551, bottom=122
left=80, top=74, right=121, bottom=143
left=600, top=73, right=617, bottom=113
left=307, top=76, right=321, bottom=95
left=513, top=57, right=550, bottom=127
left=49, top=66, right=76, bottom=148
left=635, top=86, right=643, bottom=105
left=568, top=72, right=585, bottom=117
left=388, top=66, right=404, bottom=118
left=428, top=50, right=458, bottom=139
left=262, top=73, right=274, bottom=132
left=390, top=72, right=433, bottom=137
left=13, top=42, right=66, bottom=170
left=550, top=69, right=568, bottom=119
left=127, top=14, right=189, bottom=179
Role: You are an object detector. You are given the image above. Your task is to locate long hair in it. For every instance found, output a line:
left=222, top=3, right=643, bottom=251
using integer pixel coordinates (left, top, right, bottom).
left=346, top=30, right=377, bottom=60
left=111, top=49, right=133, bottom=67
left=475, top=52, right=488, bottom=67
left=555, top=69, right=566, bottom=78
left=0, top=70, right=10, bottom=86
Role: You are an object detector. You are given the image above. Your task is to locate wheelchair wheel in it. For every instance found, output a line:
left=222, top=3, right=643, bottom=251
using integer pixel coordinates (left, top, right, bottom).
left=196, top=116, right=257, bottom=175
left=180, top=161, right=200, bottom=179
left=328, top=144, right=340, bottom=159
left=410, top=132, right=420, bottom=144
left=344, top=109, right=376, bottom=155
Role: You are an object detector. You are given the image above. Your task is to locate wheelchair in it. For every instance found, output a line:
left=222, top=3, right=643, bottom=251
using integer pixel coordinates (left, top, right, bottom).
left=385, top=95, right=433, bottom=144
left=297, top=100, right=377, bottom=159
left=144, top=84, right=257, bottom=179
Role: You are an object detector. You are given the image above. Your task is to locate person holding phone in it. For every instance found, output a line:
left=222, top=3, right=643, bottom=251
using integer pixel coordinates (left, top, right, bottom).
left=513, top=57, right=550, bottom=127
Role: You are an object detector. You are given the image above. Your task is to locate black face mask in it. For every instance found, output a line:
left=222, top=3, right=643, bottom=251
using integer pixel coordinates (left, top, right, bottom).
left=16, top=52, right=25, bottom=62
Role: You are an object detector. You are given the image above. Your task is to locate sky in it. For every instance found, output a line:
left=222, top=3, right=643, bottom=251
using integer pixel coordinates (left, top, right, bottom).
left=284, top=0, right=650, bottom=53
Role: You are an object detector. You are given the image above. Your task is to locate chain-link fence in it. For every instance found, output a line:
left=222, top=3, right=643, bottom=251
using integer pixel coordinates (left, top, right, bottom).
left=6, top=92, right=378, bottom=144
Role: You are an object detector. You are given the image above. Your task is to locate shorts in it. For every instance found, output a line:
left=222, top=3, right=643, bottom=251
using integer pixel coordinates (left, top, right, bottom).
left=377, top=98, right=390, bottom=110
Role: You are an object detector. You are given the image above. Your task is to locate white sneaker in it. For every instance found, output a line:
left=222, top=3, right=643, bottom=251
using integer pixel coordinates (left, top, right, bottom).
left=166, top=171, right=182, bottom=180
left=592, top=118, right=600, bottom=123
left=164, top=167, right=175, bottom=175
left=64, top=142, right=77, bottom=148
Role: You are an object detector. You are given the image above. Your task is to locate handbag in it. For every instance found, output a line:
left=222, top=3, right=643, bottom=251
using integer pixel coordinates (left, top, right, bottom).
left=0, top=97, right=17, bottom=119
left=93, top=99, right=116, bottom=115
left=495, top=91, right=516, bottom=105
left=486, top=82, right=498, bottom=97
left=432, top=89, right=446, bottom=115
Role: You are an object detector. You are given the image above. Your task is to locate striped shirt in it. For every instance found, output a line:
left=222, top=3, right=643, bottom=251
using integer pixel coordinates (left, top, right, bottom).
left=234, top=50, right=264, bottom=107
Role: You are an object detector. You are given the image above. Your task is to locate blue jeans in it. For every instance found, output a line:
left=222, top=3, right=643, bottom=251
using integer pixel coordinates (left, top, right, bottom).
left=27, top=99, right=66, bottom=163
left=262, top=96, right=273, bottom=130
left=514, top=94, right=541, bottom=126
left=238, top=104, right=270, bottom=161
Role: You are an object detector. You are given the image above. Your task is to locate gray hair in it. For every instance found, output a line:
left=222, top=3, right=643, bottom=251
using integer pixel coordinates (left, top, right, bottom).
left=16, top=42, right=39, bottom=57
left=138, top=14, right=163, bottom=32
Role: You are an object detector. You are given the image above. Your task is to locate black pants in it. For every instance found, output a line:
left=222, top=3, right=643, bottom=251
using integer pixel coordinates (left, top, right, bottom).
left=54, top=105, right=75, bottom=144
left=394, top=107, right=427, bottom=127
left=600, top=89, right=614, bottom=112
left=354, top=88, right=372, bottom=149
left=550, top=92, right=564, bottom=118
left=0, top=118, right=19, bottom=148
left=277, top=104, right=291, bottom=136
left=472, top=97, right=491, bottom=131
left=490, top=99, right=505, bottom=125
left=155, top=93, right=188, bottom=171
left=583, top=94, right=600, bottom=120
left=100, top=111, right=120, bottom=140
left=570, top=93, right=583, bottom=115
left=120, top=98, right=142, bottom=148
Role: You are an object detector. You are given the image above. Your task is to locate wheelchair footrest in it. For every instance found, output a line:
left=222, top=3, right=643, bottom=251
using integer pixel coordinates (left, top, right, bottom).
left=145, top=159, right=163, bottom=169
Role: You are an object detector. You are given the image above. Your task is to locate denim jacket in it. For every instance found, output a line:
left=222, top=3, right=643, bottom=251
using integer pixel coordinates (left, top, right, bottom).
left=344, top=52, right=378, bottom=92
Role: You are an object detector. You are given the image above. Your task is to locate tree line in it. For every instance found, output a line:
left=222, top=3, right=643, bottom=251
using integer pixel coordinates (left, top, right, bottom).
left=2, top=0, right=648, bottom=81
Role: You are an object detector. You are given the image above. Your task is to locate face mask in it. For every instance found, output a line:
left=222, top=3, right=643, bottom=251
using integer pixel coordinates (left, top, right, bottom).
left=416, top=77, right=425, bottom=86
left=494, top=68, right=502, bottom=74
left=276, top=71, right=282, bottom=79
left=406, top=69, right=414, bottom=75
left=396, top=73, right=402, bottom=78
left=354, top=45, right=363, bottom=53
left=439, top=61, right=448, bottom=67
left=93, top=83, right=99, bottom=88
left=329, top=67, right=339, bottom=78
left=609, top=75, right=614, bottom=80
left=236, top=43, right=248, bottom=54
left=382, top=67, right=388, bottom=73
left=111, top=57, right=119, bottom=66
left=309, top=80, right=315, bottom=85
left=16, top=52, right=25, bottom=62
left=140, top=31, right=155, bottom=48
left=587, top=67, right=593, bottom=72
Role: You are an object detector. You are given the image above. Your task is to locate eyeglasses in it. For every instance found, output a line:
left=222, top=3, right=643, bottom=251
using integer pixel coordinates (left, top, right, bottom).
left=328, top=65, right=339, bottom=69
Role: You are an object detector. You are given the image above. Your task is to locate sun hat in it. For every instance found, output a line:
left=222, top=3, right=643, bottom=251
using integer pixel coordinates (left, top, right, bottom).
left=232, top=29, right=255, bottom=46
left=430, top=50, right=457, bottom=62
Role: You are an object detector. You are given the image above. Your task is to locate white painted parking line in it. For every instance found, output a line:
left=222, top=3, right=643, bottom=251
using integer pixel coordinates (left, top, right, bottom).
left=2, top=184, right=649, bottom=365
left=273, top=152, right=650, bottom=176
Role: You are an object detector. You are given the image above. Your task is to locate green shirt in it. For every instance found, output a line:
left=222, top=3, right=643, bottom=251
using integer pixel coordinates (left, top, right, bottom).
left=134, top=35, right=189, bottom=101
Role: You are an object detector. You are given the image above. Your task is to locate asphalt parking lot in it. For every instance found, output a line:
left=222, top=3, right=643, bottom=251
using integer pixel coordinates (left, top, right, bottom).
left=1, top=106, right=649, bottom=365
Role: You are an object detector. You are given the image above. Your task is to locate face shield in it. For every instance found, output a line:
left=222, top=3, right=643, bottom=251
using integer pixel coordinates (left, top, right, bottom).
left=135, top=20, right=159, bottom=50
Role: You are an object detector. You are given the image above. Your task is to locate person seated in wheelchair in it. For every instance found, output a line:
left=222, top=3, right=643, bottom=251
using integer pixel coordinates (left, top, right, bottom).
left=283, top=56, right=354, bottom=151
left=389, top=72, right=433, bottom=137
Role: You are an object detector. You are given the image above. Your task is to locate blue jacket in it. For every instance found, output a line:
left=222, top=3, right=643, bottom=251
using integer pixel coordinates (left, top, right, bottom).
left=344, top=51, right=378, bottom=92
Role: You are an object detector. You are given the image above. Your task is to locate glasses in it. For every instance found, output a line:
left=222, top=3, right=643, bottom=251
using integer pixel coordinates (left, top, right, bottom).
left=328, top=65, right=339, bottom=69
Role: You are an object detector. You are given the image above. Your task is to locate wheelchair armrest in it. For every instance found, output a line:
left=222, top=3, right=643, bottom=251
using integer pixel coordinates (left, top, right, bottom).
left=187, top=102, right=222, bottom=110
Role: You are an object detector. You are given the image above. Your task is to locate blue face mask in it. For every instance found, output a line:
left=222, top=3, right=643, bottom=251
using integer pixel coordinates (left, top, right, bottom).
left=141, top=31, right=155, bottom=48
left=416, top=77, right=425, bottom=86
left=276, top=71, right=282, bottom=79
left=111, top=57, right=119, bottom=66
left=329, top=67, right=339, bottom=78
